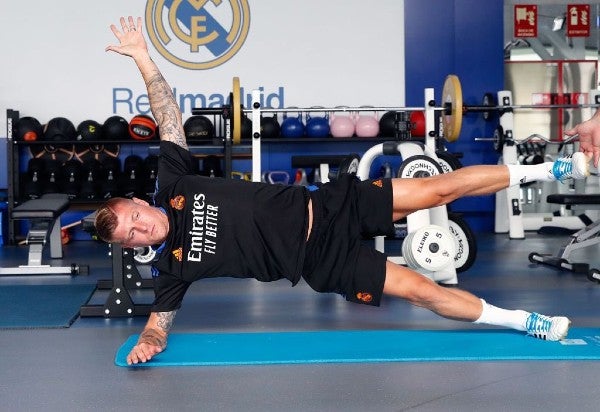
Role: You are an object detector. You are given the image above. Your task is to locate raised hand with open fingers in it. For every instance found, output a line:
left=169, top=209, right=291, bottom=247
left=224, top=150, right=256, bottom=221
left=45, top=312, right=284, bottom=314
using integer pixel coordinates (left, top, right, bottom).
left=105, top=16, right=148, bottom=59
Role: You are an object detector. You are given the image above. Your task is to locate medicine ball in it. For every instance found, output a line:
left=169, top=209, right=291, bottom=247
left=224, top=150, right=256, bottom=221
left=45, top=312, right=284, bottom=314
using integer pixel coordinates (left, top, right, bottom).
left=77, top=120, right=103, bottom=141
left=305, top=113, right=330, bottom=138
left=241, top=115, right=252, bottom=139
left=281, top=112, right=304, bottom=138
left=260, top=114, right=281, bottom=139
left=103, top=115, right=129, bottom=140
left=184, top=115, right=214, bottom=140
left=44, top=117, right=77, bottom=142
left=129, top=114, right=157, bottom=140
left=17, top=117, right=43, bottom=141
left=410, top=111, right=426, bottom=137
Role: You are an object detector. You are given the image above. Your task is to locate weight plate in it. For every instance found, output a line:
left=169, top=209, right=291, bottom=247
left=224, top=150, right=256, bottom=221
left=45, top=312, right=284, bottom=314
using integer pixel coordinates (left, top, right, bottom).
left=232, top=76, right=241, bottom=144
left=441, top=74, right=463, bottom=142
left=402, top=224, right=455, bottom=272
left=447, top=213, right=477, bottom=273
left=397, top=155, right=443, bottom=178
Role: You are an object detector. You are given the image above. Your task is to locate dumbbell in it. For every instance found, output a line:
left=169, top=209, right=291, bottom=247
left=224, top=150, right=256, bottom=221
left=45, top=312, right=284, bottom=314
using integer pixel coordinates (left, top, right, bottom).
left=43, top=160, right=62, bottom=194
left=80, top=160, right=104, bottom=200
left=62, top=159, right=83, bottom=199
left=200, top=155, right=223, bottom=177
left=121, top=155, right=144, bottom=198
left=23, top=158, right=46, bottom=199
left=143, top=155, right=159, bottom=199
left=100, top=157, right=121, bottom=199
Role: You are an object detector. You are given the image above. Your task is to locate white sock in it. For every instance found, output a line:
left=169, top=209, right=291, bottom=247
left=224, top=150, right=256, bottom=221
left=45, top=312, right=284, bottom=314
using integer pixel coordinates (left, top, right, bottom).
left=474, top=299, right=529, bottom=331
left=507, top=162, right=555, bottom=186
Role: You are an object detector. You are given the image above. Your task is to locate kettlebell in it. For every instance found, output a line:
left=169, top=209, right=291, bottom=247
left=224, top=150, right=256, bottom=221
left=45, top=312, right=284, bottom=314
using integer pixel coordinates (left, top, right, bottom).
left=281, top=108, right=305, bottom=138
left=329, top=107, right=355, bottom=138
left=354, top=106, right=380, bottom=138
left=305, top=107, right=330, bottom=138
left=260, top=114, right=281, bottom=139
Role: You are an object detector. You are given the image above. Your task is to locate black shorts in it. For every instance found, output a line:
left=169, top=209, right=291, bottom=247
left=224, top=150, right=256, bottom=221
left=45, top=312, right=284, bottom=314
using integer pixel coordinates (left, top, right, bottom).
left=301, top=174, right=394, bottom=306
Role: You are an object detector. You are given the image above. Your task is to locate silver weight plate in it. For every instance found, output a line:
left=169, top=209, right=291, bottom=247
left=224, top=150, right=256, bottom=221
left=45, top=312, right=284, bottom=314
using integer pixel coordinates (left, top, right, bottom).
left=397, top=155, right=444, bottom=178
left=402, top=224, right=455, bottom=272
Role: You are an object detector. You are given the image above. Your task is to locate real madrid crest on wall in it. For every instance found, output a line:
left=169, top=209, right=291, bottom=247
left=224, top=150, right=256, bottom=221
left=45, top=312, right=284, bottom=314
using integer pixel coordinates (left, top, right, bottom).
left=145, top=0, right=251, bottom=70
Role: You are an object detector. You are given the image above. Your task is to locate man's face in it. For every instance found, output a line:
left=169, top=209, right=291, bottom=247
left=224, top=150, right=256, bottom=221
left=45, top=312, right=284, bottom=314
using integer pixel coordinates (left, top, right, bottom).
left=110, top=197, right=169, bottom=248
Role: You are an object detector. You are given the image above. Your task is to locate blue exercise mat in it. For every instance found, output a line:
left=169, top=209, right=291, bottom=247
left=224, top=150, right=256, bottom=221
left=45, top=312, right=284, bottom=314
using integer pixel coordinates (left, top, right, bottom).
left=115, top=328, right=600, bottom=367
left=0, top=284, right=95, bottom=329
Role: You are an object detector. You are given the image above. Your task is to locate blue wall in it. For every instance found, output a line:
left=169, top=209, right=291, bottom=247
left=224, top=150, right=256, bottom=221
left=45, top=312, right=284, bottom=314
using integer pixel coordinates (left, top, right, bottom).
left=405, top=0, right=504, bottom=231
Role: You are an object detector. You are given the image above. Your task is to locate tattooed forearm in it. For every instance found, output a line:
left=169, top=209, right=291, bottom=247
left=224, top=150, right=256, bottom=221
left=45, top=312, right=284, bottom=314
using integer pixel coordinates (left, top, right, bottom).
left=144, top=67, right=188, bottom=150
left=156, top=310, right=177, bottom=333
left=138, top=328, right=167, bottom=349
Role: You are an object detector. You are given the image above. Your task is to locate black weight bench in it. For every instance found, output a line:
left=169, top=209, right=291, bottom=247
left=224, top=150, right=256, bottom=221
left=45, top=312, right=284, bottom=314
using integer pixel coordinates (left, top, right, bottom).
left=529, top=193, right=600, bottom=282
left=0, top=194, right=87, bottom=276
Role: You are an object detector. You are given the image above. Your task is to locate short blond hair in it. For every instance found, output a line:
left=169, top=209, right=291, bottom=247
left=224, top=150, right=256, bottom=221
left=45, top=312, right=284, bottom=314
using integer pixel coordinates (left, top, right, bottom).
left=94, top=198, right=126, bottom=242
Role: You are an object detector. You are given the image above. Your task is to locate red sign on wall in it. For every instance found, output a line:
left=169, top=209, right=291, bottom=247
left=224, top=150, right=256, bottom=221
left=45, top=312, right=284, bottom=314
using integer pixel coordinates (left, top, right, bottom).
left=566, top=4, right=590, bottom=37
left=514, top=5, right=537, bottom=38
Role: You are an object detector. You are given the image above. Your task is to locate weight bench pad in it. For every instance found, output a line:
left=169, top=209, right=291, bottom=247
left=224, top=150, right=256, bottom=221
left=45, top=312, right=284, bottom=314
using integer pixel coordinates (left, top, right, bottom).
left=547, top=194, right=600, bottom=206
left=12, top=197, right=69, bottom=220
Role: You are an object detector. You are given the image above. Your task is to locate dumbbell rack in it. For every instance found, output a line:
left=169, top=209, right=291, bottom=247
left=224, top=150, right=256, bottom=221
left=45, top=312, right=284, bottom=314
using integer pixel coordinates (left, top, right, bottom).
left=5, top=109, right=165, bottom=245
left=80, top=243, right=153, bottom=317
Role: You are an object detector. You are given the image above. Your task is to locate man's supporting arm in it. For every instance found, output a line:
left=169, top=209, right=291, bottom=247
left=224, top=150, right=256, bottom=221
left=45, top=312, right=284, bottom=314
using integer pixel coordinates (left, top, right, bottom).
left=126, top=310, right=177, bottom=365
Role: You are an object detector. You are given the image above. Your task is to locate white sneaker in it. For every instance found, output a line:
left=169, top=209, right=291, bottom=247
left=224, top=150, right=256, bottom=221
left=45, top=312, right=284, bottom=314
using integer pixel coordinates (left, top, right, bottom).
left=552, top=152, right=590, bottom=181
left=525, top=312, right=570, bottom=341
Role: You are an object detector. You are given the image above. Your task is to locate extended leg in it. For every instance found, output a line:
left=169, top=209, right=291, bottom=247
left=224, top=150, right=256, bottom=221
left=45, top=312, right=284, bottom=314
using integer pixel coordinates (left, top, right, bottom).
left=382, top=261, right=570, bottom=341
left=391, top=152, right=591, bottom=220
left=391, top=165, right=509, bottom=220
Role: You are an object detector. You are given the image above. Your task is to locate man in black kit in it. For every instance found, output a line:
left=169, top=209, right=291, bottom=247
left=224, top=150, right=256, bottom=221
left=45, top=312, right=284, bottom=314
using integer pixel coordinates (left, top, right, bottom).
left=96, top=17, right=592, bottom=365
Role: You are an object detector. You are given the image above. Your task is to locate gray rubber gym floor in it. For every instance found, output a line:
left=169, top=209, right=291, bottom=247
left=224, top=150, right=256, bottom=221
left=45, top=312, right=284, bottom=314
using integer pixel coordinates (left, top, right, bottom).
left=1, top=231, right=600, bottom=412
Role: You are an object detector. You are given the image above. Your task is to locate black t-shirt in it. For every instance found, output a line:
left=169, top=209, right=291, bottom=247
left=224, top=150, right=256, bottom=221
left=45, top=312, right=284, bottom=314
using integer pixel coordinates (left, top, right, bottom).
left=151, top=141, right=309, bottom=312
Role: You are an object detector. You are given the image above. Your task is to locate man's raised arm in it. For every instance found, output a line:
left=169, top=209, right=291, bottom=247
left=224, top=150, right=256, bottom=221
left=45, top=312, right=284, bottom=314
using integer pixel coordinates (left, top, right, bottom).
left=106, top=16, right=188, bottom=150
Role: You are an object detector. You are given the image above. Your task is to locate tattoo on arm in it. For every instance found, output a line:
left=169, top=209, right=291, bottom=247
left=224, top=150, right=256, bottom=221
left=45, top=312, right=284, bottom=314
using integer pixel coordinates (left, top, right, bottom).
left=156, top=310, right=177, bottom=333
left=145, top=70, right=188, bottom=150
left=137, top=310, right=177, bottom=349
left=138, top=328, right=167, bottom=349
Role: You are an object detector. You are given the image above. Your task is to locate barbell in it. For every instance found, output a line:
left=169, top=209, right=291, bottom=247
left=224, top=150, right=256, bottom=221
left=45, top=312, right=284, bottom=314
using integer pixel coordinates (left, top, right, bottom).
left=224, top=74, right=599, bottom=144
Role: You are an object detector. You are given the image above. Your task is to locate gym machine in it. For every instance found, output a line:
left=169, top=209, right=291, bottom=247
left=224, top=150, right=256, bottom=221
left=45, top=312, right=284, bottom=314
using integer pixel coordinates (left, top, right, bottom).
left=529, top=193, right=600, bottom=282
left=491, top=90, right=600, bottom=239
